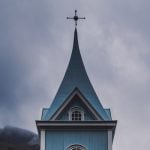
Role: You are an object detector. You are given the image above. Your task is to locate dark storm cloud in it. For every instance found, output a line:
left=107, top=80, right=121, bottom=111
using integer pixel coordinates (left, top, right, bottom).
left=0, top=0, right=150, bottom=150
left=0, top=0, right=55, bottom=127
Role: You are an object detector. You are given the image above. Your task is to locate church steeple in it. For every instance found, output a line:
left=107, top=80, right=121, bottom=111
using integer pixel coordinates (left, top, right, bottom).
left=42, top=28, right=111, bottom=121
left=37, top=14, right=117, bottom=150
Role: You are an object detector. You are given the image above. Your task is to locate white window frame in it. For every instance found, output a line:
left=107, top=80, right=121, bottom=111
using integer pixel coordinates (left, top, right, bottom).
left=67, top=144, right=86, bottom=150
left=69, top=107, right=84, bottom=121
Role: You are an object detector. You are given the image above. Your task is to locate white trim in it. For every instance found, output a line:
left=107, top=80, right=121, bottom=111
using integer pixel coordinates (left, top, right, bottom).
left=69, top=110, right=72, bottom=121
left=51, top=90, right=101, bottom=120
left=81, top=111, right=84, bottom=121
left=40, top=130, right=45, bottom=150
left=37, top=122, right=116, bottom=127
left=67, top=144, right=87, bottom=150
left=108, top=130, right=112, bottom=150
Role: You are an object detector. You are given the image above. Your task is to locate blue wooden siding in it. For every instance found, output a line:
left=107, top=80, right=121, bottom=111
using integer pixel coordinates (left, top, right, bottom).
left=45, top=131, right=108, bottom=150
left=56, top=95, right=96, bottom=121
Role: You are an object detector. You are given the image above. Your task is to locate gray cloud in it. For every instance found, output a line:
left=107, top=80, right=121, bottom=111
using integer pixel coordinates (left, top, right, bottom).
left=0, top=0, right=150, bottom=150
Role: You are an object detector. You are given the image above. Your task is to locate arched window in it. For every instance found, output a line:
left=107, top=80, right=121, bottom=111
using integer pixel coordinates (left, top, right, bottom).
left=72, top=109, right=81, bottom=121
left=69, top=107, right=84, bottom=121
left=67, top=144, right=86, bottom=150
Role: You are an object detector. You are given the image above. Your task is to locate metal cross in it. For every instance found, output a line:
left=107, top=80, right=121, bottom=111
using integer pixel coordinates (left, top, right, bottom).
left=67, top=10, right=85, bottom=27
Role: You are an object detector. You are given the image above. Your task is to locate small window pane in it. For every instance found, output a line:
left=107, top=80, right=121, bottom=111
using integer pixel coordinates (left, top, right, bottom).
left=72, top=110, right=82, bottom=121
left=69, top=107, right=84, bottom=121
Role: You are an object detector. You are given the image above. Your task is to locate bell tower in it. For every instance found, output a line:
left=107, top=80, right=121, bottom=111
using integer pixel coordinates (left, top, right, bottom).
left=36, top=10, right=117, bottom=150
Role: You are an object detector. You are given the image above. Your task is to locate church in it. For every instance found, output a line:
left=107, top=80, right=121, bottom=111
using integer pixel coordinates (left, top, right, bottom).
left=36, top=11, right=117, bottom=150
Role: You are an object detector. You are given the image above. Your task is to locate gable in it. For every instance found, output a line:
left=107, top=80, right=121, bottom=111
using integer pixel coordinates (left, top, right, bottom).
left=51, top=89, right=103, bottom=121
left=56, top=95, right=97, bottom=121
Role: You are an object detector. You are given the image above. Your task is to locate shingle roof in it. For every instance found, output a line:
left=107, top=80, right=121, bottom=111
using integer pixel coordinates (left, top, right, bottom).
left=43, top=28, right=111, bottom=120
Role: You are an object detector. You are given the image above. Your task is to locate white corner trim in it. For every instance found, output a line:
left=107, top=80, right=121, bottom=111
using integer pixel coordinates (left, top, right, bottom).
left=41, top=130, right=45, bottom=150
left=108, top=130, right=112, bottom=150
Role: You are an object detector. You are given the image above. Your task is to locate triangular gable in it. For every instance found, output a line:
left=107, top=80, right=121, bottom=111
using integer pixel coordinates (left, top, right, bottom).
left=51, top=88, right=102, bottom=121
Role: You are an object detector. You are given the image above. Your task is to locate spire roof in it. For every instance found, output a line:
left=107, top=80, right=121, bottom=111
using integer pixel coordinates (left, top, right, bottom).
left=43, top=28, right=111, bottom=120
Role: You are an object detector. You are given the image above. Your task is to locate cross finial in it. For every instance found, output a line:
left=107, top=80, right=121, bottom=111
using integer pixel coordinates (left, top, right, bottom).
left=67, top=10, right=86, bottom=27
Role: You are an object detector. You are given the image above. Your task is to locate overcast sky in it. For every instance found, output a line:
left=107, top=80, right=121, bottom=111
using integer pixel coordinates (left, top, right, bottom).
left=0, top=0, right=150, bottom=150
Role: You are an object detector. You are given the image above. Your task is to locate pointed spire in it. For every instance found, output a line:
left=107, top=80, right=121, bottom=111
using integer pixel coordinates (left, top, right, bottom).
left=73, top=28, right=79, bottom=50
left=43, top=28, right=111, bottom=121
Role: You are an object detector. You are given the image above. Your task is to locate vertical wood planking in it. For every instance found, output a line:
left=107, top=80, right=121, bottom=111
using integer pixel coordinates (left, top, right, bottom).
left=46, top=131, right=107, bottom=150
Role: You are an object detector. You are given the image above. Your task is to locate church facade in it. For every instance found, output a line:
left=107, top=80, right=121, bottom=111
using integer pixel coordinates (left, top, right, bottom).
left=36, top=25, right=117, bottom=150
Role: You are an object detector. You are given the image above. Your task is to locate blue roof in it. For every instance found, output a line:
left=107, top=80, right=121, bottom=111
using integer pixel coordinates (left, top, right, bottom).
left=43, top=28, right=111, bottom=121
left=41, top=108, right=48, bottom=120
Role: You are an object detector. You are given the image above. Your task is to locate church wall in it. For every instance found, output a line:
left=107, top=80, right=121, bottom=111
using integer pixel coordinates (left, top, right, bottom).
left=45, top=130, right=108, bottom=150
